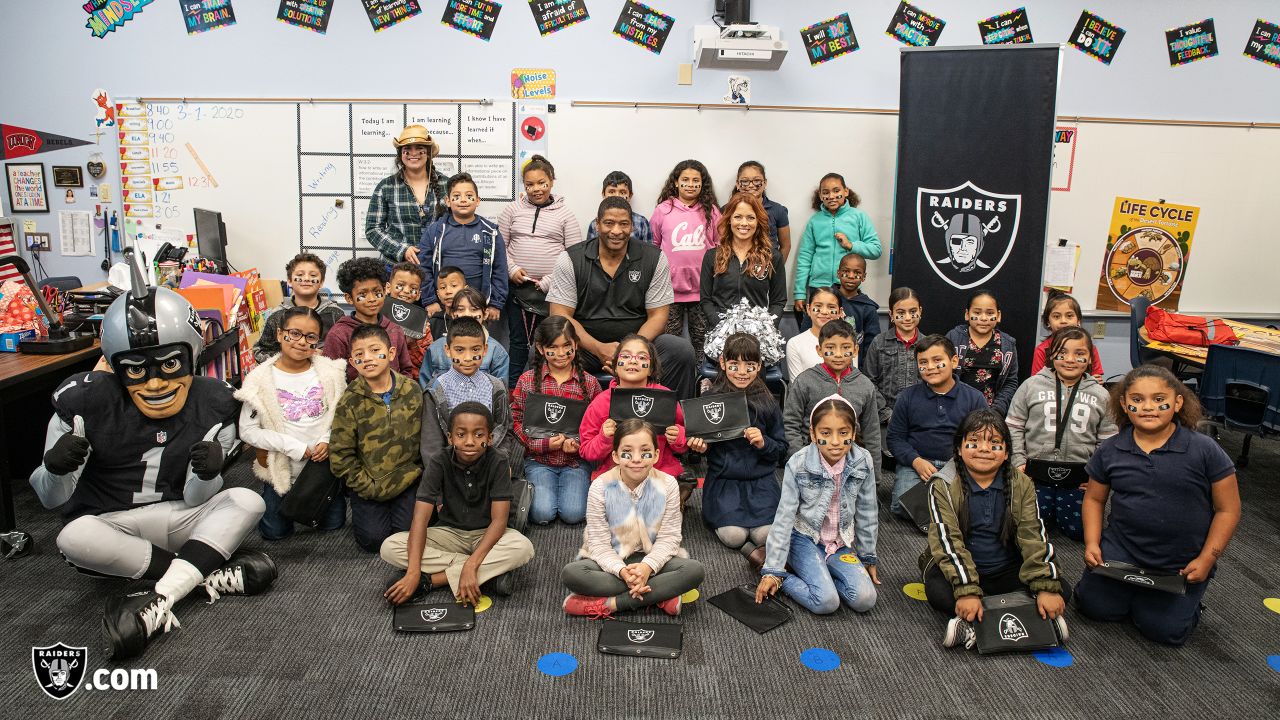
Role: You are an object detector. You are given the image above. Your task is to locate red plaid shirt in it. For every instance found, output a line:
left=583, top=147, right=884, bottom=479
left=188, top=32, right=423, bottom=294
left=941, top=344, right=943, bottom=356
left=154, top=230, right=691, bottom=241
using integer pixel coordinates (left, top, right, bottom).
left=512, top=367, right=602, bottom=468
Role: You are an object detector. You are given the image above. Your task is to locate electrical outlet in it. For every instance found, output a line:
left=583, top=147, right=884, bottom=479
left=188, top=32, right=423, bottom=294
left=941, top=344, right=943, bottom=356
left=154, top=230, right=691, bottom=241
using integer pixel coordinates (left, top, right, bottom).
left=1093, top=321, right=1106, bottom=339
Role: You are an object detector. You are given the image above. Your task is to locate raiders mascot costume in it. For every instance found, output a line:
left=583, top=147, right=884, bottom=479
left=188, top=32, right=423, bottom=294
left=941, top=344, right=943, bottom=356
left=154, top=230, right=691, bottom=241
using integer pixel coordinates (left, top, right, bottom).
left=29, top=250, right=276, bottom=660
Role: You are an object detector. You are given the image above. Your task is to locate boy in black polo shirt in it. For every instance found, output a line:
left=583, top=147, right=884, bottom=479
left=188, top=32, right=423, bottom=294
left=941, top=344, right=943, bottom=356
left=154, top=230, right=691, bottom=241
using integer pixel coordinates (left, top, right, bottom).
left=381, top=402, right=535, bottom=605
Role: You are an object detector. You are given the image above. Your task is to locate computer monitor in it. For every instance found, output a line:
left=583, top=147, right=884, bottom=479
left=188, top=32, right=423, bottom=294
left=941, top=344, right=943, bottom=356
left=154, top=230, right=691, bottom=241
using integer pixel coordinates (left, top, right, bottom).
left=193, top=208, right=228, bottom=271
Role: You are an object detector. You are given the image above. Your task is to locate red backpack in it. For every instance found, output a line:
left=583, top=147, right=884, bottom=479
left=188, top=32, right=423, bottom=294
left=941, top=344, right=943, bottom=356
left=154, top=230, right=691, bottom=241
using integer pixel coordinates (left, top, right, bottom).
left=1144, top=306, right=1238, bottom=347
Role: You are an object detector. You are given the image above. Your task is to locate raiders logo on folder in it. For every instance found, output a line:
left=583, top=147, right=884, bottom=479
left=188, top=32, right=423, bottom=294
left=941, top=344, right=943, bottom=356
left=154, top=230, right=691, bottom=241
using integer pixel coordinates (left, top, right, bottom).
left=597, top=620, right=683, bottom=659
left=1023, top=459, right=1087, bottom=488
left=393, top=601, right=476, bottom=633
left=380, top=298, right=429, bottom=340
left=1091, top=560, right=1187, bottom=595
left=898, top=479, right=932, bottom=535
left=973, top=592, right=1060, bottom=655
left=609, top=388, right=677, bottom=429
left=523, top=393, right=589, bottom=439
left=680, top=392, right=750, bottom=442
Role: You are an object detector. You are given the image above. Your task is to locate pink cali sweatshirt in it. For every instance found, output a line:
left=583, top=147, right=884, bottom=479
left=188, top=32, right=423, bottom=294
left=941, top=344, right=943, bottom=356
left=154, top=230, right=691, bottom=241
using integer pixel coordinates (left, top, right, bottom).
left=650, top=198, right=721, bottom=303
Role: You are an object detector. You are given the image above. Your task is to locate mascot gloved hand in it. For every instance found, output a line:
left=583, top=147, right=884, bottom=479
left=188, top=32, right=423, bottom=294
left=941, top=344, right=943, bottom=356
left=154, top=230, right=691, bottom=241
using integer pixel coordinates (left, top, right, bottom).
left=44, top=415, right=89, bottom=475
left=188, top=440, right=224, bottom=481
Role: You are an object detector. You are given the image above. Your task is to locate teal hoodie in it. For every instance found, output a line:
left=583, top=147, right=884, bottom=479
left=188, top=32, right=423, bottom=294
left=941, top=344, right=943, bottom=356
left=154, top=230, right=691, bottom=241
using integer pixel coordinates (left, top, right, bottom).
left=793, top=204, right=881, bottom=299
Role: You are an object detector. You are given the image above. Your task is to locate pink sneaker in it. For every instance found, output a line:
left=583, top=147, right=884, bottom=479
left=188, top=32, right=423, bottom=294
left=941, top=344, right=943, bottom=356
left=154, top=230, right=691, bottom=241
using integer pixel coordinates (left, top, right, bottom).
left=657, top=595, right=682, bottom=617
left=563, top=594, right=613, bottom=619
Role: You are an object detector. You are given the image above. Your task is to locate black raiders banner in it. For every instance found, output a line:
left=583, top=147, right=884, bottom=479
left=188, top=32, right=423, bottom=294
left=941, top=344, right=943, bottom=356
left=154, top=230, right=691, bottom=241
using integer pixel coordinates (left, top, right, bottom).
left=891, top=45, right=1060, bottom=375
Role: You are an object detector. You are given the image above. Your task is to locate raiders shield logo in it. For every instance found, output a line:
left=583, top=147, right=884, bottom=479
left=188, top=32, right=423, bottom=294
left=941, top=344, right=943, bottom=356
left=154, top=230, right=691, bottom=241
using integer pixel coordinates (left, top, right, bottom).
left=631, top=395, right=654, bottom=418
left=917, top=181, right=1022, bottom=290
left=544, top=402, right=566, bottom=424
left=627, top=629, right=655, bottom=644
left=627, top=270, right=641, bottom=283
left=1123, top=574, right=1156, bottom=586
left=997, top=613, right=1029, bottom=642
left=702, top=402, right=724, bottom=425
left=1047, top=466, right=1071, bottom=482
left=32, top=643, right=87, bottom=700
left=392, top=304, right=411, bottom=323
left=421, top=608, right=448, bottom=623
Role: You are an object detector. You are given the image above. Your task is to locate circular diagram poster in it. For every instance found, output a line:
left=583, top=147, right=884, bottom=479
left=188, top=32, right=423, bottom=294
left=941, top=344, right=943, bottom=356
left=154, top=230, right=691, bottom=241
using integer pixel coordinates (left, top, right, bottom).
left=1096, top=197, right=1199, bottom=311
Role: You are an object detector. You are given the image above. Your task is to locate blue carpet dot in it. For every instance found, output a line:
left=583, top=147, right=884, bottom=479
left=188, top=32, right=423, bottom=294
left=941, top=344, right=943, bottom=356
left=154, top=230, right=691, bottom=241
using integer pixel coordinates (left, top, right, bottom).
left=800, top=647, right=841, bottom=672
left=537, top=652, right=578, bottom=677
left=1034, top=647, right=1074, bottom=668
left=1267, top=656, right=1280, bottom=673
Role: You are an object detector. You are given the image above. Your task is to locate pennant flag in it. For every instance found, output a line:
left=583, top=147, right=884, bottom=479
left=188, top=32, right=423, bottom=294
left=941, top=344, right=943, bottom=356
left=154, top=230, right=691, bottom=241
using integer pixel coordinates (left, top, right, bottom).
left=1, top=124, right=92, bottom=161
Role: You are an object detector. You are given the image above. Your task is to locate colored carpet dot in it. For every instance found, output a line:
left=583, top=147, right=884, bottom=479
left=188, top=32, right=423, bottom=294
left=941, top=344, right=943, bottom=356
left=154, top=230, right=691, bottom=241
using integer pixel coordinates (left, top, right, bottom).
left=537, top=652, right=578, bottom=677
left=1267, top=656, right=1280, bottom=673
left=800, top=647, right=841, bottom=672
left=1034, top=647, right=1075, bottom=668
left=902, top=583, right=927, bottom=601
left=474, top=595, right=493, bottom=613
left=680, top=588, right=700, bottom=603
left=1263, top=598, right=1280, bottom=615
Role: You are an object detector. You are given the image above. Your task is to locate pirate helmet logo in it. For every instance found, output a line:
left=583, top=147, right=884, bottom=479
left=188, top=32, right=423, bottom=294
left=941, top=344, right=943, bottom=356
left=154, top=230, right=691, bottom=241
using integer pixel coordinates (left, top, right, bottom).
left=997, top=613, right=1029, bottom=642
left=1123, top=574, right=1155, bottom=586
left=702, top=401, right=724, bottom=425
left=1047, top=466, right=1071, bottom=482
left=628, top=270, right=641, bottom=283
left=627, top=629, right=655, bottom=643
left=917, top=181, right=1021, bottom=290
left=631, top=395, right=654, bottom=418
left=544, top=401, right=566, bottom=424
left=392, top=303, right=411, bottom=323
left=421, top=608, right=448, bottom=623
left=32, top=643, right=87, bottom=701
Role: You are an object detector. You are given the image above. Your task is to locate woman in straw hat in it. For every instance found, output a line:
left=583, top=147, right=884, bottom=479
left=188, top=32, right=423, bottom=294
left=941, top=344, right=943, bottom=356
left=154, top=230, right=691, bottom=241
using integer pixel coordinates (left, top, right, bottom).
left=365, top=124, right=449, bottom=265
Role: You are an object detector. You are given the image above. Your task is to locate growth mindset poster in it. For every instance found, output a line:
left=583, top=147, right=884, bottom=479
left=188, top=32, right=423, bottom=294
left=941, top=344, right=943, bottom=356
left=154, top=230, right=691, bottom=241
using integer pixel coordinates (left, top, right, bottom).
left=278, top=0, right=333, bottom=34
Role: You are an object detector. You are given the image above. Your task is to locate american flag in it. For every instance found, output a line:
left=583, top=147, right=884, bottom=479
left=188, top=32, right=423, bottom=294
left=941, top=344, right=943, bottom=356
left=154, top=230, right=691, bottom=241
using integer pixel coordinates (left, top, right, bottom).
left=0, top=224, right=22, bottom=285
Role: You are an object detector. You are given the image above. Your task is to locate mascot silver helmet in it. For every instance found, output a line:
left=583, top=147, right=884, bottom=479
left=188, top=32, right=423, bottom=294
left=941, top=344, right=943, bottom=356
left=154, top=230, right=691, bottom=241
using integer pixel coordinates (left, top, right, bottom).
left=100, top=248, right=205, bottom=373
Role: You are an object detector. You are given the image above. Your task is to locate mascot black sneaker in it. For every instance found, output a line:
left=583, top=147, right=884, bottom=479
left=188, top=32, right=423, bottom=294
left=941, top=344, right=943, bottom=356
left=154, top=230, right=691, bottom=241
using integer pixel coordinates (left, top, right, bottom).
left=102, top=583, right=180, bottom=660
left=202, top=550, right=278, bottom=601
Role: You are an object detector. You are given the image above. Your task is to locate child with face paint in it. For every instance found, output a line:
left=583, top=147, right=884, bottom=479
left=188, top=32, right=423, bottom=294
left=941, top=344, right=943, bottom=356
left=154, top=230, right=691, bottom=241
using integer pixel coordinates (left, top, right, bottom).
left=418, top=172, right=508, bottom=323
left=512, top=317, right=602, bottom=525
left=1073, top=366, right=1241, bottom=646
left=562, top=419, right=706, bottom=618
left=419, top=287, right=511, bottom=388
left=1029, top=291, right=1104, bottom=377
left=253, top=253, right=345, bottom=364
left=945, top=289, right=1021, bottom=414
left=427, top=266, right=466, bottom=340
left=735, top=160, right=790, bottom=261
left=579, top=334, right=688, bottom=481
left=384, top=261, right=433, bottom=378
left=784, top=321, right=883, bottom=468
left=585, top=170, right=654, bottom=246
left=922, top=409, right=1069, bottom=651
left=865, top=287, right=923, bottom=429
left=1006, top=327, right=1117, bottom=541
left=329, top=324, right=424, bottom=553
left=786, top=286, right=845, bottom=383
left=322, top=257, right=414, bottom=382
left=687, top=334, right=786, bottom=566
left=237, top=307, right=350, bottom=540
left=792, top=172, right=881, bottom=316
left=831, top=252, right=880, bottom=362
left=651, top=159, right=722, bottom=366
left=756, top=396, right=879, bottom=615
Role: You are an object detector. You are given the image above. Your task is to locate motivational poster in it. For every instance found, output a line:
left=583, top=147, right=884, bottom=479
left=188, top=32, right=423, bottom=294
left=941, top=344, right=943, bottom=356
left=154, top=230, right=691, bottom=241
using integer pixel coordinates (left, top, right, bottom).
left=614, top=1, right=674, bottom=55
left=1166, top=19, right=1217, bottom=66
left=1243, top=19, right=1280, bottom=68
left=363, top=0, right=421, bottom=32
left=84, top=0, right=154, bottom=38
left=529, top=0, right=588, bottom=36
left=277, top=0, right=333, bottom=34
left=800, top=13, right=859, bottom=66
left=978, top=7, right=1032, bottom=45
left=1096, top=197, right=1199, bottom=311
left=5, top=163, right=50, bottom=213
left=442, top=0, right=502, bottom=41
left=1069, top=10, right=1125, bottom=65
left=886, top=2, right=944, bottom=48
left=182, top=0, right=236, bottom=35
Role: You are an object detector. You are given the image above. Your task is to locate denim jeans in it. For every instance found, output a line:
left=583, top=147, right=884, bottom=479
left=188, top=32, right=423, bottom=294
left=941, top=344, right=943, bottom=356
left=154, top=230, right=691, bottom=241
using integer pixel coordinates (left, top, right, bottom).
left=524, top=459, right=590, bottom=525
left=778, top=530, right=877, bottom=615
left=891, top=459, right=945, bottom=518
left=258, top=482, right=346, bottom=541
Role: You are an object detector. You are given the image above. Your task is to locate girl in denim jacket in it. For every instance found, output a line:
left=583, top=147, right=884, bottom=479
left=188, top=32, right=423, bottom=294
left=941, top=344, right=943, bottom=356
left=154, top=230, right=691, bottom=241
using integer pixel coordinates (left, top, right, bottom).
left=755, top=396, right=880, bottom=614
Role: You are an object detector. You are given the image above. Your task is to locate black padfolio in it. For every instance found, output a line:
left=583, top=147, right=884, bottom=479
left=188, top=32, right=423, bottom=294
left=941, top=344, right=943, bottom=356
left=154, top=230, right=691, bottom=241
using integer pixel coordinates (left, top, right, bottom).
left=1024, top=458, right=1088, bottom=488
left=1092, top=560, right=1187, bottom=595
left=899, top=479, right=932, bottom=535
left=393, top=602, right=476, bottom=633
left=973, top=592, right=1060, bottom=655
left=278, top=459, right=342, bottom=528
left=708, top=584, right=793, bottom=634
left=597, top=620, right=683, bottom=659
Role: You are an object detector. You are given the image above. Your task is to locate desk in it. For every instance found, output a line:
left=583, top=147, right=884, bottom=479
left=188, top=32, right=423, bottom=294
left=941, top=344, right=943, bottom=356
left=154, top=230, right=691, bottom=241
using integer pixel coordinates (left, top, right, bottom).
left=1139, top=320, right=1280, bottom=367
left=0, top=341, right=101, bottom=555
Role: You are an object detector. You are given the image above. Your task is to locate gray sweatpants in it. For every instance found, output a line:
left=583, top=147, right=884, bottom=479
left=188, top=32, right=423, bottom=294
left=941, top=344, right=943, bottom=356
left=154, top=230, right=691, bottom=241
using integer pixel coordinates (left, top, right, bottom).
left=56, top=487, right=264, bottom=580
left=562, top=553, right=705, bottom=611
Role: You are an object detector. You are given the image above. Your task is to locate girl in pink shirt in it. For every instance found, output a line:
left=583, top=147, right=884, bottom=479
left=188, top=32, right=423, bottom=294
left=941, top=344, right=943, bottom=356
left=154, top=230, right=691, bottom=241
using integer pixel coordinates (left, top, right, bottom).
left=650, top=160, right=721, bottom=365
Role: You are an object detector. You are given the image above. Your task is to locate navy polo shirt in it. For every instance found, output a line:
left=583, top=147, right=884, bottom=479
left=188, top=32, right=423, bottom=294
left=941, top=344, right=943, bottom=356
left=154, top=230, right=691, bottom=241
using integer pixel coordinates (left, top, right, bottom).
left=965, top=470, right=1017, bottom=573
left=1086, top=426, right=1235, bottom=571
left=886, top=379, right=989, bottom=465
left=762, top=195, right=789, bottom=248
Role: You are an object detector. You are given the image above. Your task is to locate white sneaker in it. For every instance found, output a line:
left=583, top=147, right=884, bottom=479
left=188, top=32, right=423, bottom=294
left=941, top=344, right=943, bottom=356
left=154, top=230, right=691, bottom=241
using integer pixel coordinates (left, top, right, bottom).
left=942, top=617, right=976, bottom=650
left=1053, top=615, right=1069, bottom=643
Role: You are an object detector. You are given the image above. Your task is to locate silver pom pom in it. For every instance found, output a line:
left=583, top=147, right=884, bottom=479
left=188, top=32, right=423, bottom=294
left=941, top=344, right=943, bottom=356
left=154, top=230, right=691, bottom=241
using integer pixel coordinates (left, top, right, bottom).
left=703, top=299, right=786, bottom=365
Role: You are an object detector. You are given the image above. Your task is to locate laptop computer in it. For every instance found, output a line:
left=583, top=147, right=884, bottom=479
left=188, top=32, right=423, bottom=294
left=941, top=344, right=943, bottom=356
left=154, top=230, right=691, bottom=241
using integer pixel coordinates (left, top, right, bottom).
left=681, top=392, right=750, bottom=443
left=523, top=392, right=588, bottom=439
left=597, top=619, right=683, bottom=659
left=392, top=601, right=476, bottom=633
left=381, top=298, right=429, bottom=340
left=973, top=592, right=1060, bottom=655
left=709, top=584, right=793, bottom=634
left=1092, top=560, right=1187, bottom=595
left=609, top=388, right=677, bottom=430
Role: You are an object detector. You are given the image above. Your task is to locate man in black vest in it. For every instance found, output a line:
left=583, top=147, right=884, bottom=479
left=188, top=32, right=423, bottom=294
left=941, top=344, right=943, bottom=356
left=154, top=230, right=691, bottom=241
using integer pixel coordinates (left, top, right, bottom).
left=546, top=196, right=695, bottom=400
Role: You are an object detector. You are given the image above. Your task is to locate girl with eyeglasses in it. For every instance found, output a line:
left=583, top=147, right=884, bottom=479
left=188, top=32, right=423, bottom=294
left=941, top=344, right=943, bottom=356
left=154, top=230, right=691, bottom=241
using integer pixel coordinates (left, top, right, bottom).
left=734, top=161, right=790, bottom=261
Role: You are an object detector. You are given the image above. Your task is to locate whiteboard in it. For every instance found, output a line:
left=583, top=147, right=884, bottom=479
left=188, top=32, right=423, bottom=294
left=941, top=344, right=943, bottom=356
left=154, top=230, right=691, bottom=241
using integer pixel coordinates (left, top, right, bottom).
left=116, top=100, right=517, bottom=294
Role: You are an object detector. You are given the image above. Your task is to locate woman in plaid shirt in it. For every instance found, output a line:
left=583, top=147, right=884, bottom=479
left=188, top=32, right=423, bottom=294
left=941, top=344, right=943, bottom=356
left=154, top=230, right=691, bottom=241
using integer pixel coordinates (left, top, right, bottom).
left=364, top=125, right=450, bottom=265
left=511, top=316, right=602, bottom=526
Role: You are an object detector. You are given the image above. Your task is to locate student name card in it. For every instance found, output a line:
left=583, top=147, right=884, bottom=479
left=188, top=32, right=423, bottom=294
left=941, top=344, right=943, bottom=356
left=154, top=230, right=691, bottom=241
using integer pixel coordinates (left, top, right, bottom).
left=1166, top=19, right=1217, bottom=66
left=277, top=0, right=333, bottom=34
left=442, top=0, right=501, bottom=41
left=614, top=1, right=674, bottom=55
left=529, top=0, right=588, bottom=36
left=979, top=7, right=1032, bottom=45
left=800, top=13, right=859, bottom=66
left=363, top=0, right=421, bottom=32
left=886, top=1, right=944, bottom=47
left=1069, top=10, right=1125, bottom=65
left=183, top=0, right=236, bottom=35
left=1243, top=19, right=1280, bottom=69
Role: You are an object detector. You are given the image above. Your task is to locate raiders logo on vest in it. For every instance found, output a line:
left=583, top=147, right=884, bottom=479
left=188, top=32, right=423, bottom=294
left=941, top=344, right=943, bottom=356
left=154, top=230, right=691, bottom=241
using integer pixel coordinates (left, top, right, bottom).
left=998, top=613, right=1029, bottom=642
left=702, top=401, right=724, bottom=424
left=544, top=402, right=566, bottom=424
left=627, top=629, right=655, bottom=643
left=32, top=643, right=87, bottom=700
left=628, top=270, right=641, bottom=283
left=916, top=181, right=1021, bottom=290
left=632, top=395, right=654, bottom=418
left=421, top=607, right=448, bottom=623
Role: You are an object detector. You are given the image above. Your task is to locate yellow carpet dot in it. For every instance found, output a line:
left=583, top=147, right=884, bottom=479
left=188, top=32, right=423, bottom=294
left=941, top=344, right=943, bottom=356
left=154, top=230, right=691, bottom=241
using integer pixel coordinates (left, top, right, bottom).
left=680, top=589, right=700, bottom=603
left=1264, top=597, right=1280, bottom=616
left=902, top=583, right=927, bottom=601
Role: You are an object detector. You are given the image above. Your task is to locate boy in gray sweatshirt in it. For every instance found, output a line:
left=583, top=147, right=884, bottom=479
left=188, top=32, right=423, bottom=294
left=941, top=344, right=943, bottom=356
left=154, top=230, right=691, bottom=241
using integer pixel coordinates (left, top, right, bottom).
left=783, top=322, right=883, bottom=468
